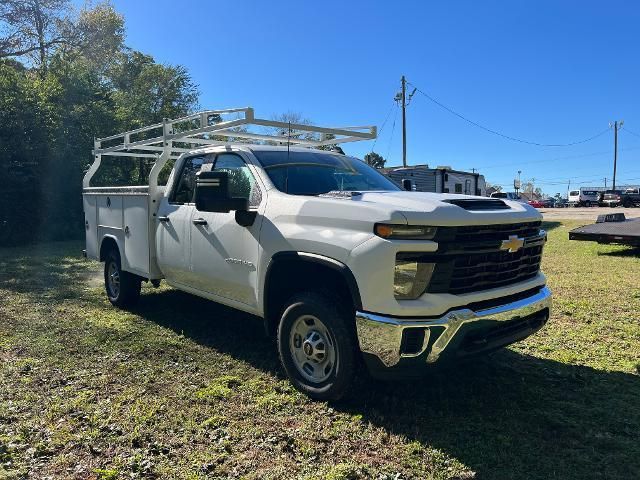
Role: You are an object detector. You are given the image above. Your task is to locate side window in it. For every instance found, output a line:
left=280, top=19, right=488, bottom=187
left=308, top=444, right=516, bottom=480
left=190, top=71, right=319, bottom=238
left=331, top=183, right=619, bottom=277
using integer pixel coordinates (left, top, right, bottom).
left=171, top=155, right=212, bottom=204
left=212, top=153, right=262, bottom=207
left=455, top=183, right=463, bottom=193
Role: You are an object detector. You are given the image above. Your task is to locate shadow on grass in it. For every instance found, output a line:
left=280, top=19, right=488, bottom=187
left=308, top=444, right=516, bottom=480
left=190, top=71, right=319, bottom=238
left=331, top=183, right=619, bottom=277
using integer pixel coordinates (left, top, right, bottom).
left=597, top=246, right=640, bottom=257
left=541, top=220, right=562, bottom=232
left=130, top=289, right=640, bottom=480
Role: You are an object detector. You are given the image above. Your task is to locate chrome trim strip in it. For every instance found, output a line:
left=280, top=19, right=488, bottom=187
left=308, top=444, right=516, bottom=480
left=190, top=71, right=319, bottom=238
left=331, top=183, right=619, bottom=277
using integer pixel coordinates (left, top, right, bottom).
left=355, top=286, right=552, bottom=367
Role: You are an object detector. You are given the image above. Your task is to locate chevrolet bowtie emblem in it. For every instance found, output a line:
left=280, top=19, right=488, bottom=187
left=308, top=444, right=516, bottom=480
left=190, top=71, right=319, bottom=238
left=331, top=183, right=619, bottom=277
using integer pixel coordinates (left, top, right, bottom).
left=500, top=235, right=525, bottom=253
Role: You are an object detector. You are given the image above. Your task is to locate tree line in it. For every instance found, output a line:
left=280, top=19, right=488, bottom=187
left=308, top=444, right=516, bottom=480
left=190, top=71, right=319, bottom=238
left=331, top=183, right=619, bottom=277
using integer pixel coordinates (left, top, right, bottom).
left=0, top=1, right=198, bottom=245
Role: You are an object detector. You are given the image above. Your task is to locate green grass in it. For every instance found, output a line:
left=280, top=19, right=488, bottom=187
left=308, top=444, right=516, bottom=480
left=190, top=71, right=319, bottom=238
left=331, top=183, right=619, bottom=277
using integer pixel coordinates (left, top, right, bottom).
left=0, top=221, right=638, bottom=479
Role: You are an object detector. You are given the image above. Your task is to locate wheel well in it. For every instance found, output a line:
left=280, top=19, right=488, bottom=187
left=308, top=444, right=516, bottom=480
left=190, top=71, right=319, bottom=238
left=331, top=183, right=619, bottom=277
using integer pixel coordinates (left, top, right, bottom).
left=99, top=237, right=119, bottom=262
left=263, top=255, right=361, bottom=336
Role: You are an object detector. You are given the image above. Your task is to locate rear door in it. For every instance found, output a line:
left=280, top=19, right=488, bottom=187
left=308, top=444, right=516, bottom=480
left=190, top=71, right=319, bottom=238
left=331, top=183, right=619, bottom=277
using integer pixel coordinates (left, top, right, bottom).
left=156, top=155, right=212, bottom=285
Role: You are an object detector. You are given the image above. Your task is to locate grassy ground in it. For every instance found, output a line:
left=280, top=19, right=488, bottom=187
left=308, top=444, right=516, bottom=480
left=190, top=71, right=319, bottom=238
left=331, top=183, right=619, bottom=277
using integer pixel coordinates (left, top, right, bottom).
left=0, top=220, right=638, bottom=479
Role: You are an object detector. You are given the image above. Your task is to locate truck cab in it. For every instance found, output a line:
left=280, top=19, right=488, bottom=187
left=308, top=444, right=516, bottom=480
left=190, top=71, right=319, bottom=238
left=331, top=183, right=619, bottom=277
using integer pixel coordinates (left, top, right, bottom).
left=83, top=108, right=552, bottom=400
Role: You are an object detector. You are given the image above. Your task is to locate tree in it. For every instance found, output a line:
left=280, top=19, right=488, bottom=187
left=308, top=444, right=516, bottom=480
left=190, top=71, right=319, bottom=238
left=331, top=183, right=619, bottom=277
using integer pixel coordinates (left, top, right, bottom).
left=0, top=0, right=70, bottom=69
left=110, top=50, right=198, bottom=129
left=364, top=152, right=386, bottom=169
left=485, top=181, right=502, bottom=193
left=0, top=59, right=48, bottom=244
left=269, top=111, right=317, bottom=142
left=0, top=2, right=200, bottom=245
left=0, top=1, right=124, bottom=74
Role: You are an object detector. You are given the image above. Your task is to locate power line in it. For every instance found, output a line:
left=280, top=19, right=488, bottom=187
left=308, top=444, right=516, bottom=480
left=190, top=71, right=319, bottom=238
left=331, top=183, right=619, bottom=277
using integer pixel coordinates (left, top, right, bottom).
left=370, top=101, right=397, bottom=153
left=621, top=127, right=640, bottom=139
left=406, top=80, right=611, bottom=147
left=386, top=104, right=399, bottom=161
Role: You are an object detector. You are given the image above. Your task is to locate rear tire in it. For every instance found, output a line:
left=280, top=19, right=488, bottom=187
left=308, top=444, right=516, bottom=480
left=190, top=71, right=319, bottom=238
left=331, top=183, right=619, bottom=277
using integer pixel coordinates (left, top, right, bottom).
left=104, top=249, right=141, bottom=308
left=277, top=292, right=357, bottom=401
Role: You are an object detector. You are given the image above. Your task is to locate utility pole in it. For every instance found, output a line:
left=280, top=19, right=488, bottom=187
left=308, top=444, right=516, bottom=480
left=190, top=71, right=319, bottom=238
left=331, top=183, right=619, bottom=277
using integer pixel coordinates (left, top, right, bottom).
left=604, top=177, right=607, bottom=189
left=610, top=120, right=624, bottom=190
left=401, top=75, right=407, bottom=167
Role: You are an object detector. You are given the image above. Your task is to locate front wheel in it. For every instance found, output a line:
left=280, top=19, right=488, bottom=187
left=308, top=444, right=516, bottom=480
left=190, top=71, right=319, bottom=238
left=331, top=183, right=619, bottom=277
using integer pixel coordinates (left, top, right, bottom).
left=104, top=249, right=141, bottom=308
left=277, top=292, right=357, bottom=401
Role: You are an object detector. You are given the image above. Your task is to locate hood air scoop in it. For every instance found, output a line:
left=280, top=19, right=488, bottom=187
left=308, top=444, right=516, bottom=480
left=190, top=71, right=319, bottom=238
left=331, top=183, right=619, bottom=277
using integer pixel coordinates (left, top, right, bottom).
left=444, top=199, right=510, bottom=211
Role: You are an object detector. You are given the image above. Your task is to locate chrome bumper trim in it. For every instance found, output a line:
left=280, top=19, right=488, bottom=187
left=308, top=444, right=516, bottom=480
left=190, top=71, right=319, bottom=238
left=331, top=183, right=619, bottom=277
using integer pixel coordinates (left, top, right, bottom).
left=355, top=286, right=552, bottom=367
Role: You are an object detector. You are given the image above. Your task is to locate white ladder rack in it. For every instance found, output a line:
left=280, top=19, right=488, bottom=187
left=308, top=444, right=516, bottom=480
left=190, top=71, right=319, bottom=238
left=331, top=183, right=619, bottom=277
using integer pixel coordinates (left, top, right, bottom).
left=83, top=107, right=376, bottom=190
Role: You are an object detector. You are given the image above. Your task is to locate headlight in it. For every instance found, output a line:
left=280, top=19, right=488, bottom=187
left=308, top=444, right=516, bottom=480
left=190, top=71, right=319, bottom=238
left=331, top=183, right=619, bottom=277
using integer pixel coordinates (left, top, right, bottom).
left=375, top=224, right=437, bottom=240
left=394, top=258, right=435, bottom=300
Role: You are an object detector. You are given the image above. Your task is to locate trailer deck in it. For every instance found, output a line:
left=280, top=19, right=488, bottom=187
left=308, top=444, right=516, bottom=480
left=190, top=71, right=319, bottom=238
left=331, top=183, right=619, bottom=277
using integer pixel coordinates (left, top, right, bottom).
left=569, top=215, right=640, bottom=247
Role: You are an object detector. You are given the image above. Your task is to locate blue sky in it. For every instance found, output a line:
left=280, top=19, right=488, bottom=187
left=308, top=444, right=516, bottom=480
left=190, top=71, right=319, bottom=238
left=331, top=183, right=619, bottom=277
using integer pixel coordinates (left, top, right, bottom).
left=100, top=0, right=640, bottom=194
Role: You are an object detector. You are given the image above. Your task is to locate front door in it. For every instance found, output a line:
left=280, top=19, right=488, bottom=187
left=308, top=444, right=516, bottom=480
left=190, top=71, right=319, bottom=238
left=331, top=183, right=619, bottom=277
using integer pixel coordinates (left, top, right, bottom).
left=189, top=152, right=264, bottom=307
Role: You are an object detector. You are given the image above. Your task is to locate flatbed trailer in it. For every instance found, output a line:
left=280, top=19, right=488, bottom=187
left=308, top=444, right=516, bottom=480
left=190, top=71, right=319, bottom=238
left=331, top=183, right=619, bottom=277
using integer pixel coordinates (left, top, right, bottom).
left=569, top=214, right=640, bottom=247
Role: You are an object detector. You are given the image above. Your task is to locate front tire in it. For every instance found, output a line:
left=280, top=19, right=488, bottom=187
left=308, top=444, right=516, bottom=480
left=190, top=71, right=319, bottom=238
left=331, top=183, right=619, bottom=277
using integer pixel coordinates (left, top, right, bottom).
left=104, top=249, right=141, bottom=308
left=277, top=292, right=357, bottom=401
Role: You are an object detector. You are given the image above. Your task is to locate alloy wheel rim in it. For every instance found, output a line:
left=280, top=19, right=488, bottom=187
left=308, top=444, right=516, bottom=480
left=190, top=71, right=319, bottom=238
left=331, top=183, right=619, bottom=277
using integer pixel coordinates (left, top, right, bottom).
left=107, top=261, right=120, bottom=297
left=289, top=314, right=337, bottom=383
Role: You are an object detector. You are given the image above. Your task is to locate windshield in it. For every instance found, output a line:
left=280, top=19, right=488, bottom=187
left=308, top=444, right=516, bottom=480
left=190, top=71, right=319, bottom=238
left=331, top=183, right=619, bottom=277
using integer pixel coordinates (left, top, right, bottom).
left=252, top=150, right=401, bottom=195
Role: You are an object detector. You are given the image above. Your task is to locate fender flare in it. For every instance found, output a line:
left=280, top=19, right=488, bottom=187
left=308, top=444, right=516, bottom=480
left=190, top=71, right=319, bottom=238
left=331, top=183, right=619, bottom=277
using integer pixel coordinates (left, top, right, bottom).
left=99, top=234, right=122, bottom=262
left=264, top=251, right=363, bottom=317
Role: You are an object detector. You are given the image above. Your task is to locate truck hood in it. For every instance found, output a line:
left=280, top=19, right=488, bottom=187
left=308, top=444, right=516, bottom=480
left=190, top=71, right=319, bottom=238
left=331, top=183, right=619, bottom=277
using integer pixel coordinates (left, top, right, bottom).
left=351, top=191, right=542, bottom=226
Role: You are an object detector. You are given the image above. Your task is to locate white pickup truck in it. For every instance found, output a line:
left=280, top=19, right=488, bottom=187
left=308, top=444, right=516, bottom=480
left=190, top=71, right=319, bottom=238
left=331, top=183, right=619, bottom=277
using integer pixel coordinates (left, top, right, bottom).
left=83, top=108, right=551, bottom=400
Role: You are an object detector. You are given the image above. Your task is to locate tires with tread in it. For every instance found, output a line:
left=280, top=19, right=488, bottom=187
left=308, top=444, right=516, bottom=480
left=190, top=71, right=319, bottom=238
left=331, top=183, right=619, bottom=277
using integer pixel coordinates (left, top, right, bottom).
left=104, top=249, right=141, bottom=308
left=277, top=292, right=357, bottom=401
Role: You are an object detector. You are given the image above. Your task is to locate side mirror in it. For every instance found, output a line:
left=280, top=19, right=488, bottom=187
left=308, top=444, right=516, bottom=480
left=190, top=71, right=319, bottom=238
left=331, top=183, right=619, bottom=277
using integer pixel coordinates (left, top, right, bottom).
left=195, top=171, right=249, bottom=213
left=402, top=179, right=413, bottom=191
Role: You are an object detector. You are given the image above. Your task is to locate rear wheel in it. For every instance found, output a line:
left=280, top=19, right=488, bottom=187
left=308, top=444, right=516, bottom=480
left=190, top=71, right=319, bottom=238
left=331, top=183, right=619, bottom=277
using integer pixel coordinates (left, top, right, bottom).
left=104, top=249, right=141, bottom=308
left=277, top=292, right=357, bottom=401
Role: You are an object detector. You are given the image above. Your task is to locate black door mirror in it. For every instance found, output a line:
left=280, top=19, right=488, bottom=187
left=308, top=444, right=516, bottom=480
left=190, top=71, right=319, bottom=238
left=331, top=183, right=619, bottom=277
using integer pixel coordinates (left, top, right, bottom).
left=195, top=171, right=249, bottom=213
left=402, top=179, right=413, bottom=191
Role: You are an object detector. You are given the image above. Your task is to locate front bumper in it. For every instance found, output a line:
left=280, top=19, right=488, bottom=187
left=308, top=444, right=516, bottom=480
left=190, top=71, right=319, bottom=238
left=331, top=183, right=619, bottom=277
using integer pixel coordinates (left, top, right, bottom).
left=355, top=286, right=552, bottom=369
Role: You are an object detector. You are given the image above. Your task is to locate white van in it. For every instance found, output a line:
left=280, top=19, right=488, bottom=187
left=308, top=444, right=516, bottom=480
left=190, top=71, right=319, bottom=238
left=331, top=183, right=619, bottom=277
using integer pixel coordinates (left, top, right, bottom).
left=568, top=188, right=602, bottom=207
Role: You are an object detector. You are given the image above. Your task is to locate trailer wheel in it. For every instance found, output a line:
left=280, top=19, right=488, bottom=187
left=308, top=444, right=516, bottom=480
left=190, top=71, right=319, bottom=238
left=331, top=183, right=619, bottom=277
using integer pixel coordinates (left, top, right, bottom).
left=104, top=249, right=141, bottom=308
left=277, top=292, right=357, bottom=401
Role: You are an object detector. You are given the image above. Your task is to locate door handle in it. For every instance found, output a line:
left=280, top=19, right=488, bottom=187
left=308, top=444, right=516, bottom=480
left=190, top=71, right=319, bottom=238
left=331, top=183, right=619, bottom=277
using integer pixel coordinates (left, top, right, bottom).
left=192, top=218, right=208, bottom=226
left=158, top=216, right=170, bottom=223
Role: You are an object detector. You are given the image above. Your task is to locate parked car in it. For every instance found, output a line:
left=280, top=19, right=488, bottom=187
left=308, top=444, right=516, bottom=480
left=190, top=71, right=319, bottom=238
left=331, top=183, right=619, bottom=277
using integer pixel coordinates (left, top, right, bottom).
left=621, top=188, right=640, bottom=207
left=528, top=199, right=545, bottom=208
left=82, top=108, right=552, bottom=400
left=600, top=190, right=623, bottom=207
left=553, top=198, right=569, bottom=208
